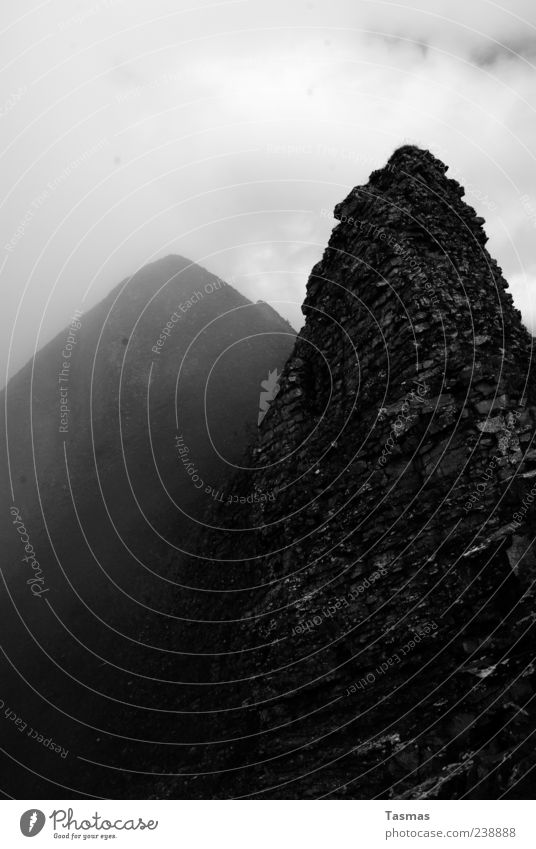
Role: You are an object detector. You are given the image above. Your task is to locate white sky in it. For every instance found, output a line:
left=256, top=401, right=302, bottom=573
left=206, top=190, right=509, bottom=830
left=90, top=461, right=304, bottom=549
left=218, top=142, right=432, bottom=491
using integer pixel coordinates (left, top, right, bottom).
left=1, top=0, right=536, bottom=385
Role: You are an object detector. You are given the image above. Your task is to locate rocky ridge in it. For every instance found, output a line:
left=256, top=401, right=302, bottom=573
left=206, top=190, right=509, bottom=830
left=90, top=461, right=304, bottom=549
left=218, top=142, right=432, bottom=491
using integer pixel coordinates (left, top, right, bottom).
left=176, top=145, right=536, bottom=799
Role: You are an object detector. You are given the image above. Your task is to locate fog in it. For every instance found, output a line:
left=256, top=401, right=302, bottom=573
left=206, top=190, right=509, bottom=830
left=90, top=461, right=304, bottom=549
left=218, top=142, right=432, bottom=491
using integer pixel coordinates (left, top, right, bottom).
left=1, top=0, right=536, bottom=387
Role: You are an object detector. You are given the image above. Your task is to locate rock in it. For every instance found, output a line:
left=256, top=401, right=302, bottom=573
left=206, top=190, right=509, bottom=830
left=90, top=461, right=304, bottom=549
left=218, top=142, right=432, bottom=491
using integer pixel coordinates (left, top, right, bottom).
left=170, top=146, right=536, bottom=800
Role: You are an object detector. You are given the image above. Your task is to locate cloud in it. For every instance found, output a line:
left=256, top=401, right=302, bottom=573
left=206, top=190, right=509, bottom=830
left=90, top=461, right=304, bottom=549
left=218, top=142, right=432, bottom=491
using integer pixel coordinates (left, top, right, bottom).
left=1, top=0, right=536, bottom=386
left=472, top=32, right=536, bottom=63
left=354, top=0, right=536, bottom=57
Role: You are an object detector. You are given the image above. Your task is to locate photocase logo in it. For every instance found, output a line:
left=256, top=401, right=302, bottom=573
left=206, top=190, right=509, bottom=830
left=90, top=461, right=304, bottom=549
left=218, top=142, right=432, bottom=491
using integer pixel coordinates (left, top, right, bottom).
left=20, top=809, right=46, bottom=836
left=258, top=368, right=281, bottom=425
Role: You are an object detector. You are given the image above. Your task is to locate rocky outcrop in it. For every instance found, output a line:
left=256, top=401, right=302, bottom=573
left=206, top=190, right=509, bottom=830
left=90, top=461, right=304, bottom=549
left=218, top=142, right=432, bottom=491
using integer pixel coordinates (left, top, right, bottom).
left=6, top=149, right=535, bottom=800
left=174, top=146, right=536, bottom=799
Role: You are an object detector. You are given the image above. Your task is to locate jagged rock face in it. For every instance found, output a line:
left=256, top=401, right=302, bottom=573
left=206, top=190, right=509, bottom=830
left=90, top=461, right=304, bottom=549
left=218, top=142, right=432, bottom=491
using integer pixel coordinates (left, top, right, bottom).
left=182, top=147, right=536, bottom=799
left=0, top=255, right=295, bottom=798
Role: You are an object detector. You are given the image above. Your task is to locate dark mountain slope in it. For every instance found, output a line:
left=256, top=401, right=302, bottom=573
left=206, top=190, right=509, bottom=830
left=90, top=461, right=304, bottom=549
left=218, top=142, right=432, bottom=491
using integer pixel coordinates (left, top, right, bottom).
left=162, top=147, right=536, bottom=800
left=0, top=255, right=295, bottom=798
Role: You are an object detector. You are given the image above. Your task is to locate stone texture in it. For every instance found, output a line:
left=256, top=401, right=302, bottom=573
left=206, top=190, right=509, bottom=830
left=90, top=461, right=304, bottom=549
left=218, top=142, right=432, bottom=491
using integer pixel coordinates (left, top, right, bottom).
left=171, top=146, right=536, bottom=799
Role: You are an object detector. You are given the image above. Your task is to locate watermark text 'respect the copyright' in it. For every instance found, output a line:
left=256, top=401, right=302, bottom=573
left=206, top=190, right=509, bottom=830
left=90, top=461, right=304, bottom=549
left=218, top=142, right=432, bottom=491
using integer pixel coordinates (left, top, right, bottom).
left=58, top=310, right=82, bottom=434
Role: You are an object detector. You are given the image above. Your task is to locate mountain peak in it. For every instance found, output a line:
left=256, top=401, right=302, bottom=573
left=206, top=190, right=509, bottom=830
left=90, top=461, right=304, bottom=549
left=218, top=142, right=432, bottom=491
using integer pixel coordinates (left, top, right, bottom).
left=334, top=144, right=490, bottom=254
left=177, top=150, right=536, bottom=800
left=0, top=254, right=296, bottom=798
left=387, top=143, right=448, bottom=171
left=108, top=253, right=232, bottom=302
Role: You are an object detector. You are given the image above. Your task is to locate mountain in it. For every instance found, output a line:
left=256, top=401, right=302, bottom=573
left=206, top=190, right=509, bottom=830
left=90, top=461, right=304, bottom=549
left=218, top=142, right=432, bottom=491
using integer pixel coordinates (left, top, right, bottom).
left=161, top=147, right=536, bottom=799
left=0, top=255, right=295, bottom=798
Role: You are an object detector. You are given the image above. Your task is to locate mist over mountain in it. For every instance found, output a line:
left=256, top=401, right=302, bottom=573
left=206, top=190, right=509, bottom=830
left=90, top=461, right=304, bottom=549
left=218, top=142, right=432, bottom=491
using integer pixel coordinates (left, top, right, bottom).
left=0, top=255, right=295, bottom=797
left=3, top=148, right=536, bottom=801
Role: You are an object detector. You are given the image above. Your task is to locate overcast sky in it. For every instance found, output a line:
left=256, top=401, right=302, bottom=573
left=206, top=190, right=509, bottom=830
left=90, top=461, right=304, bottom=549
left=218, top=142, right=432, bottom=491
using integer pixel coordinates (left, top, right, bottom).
left=1, top=0, right=536, bottom=385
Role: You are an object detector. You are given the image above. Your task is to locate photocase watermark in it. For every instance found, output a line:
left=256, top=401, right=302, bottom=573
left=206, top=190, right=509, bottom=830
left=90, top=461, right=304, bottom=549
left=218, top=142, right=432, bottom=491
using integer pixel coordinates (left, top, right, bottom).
left=19, top=807, right=159, bottom=838
left=1, top=699, right=68, bottom=759
left=174, top=434, right=276, bottom=504
left=20, top=810, right=46, bottom=837
left=4, top=140, right=108, bottom=253
left=151, top=277, right=228, bottom=355
left=291, top=564, right=388, bottom=636
left=377, top=380, right=429, bottom=467
left=10, top=506, right=49, bottom=598
left=50, top=807, right=158, bottom=834
left=345, top=621, right=438, bottom=696
left=258, top=368, right=281, bottom=425
left=58, top=310, right=82, bottom=434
